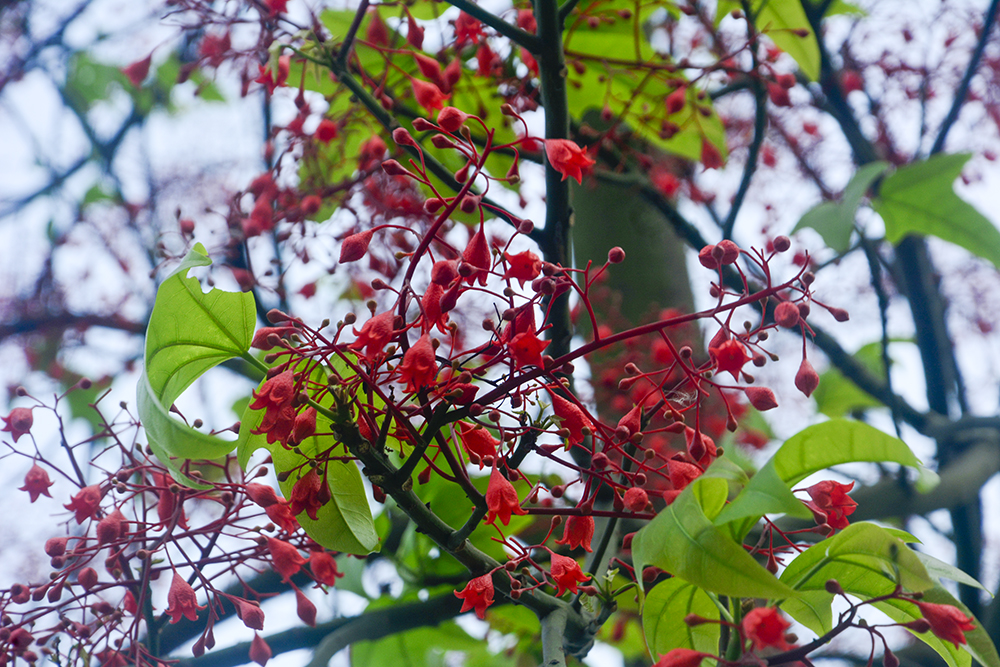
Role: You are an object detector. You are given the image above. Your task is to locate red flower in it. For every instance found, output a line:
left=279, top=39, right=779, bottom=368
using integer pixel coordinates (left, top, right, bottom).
left=503, top=250, right=541, bottom=286
left=700, top=137, right=723, bottom=169
left=349, top=311, right=396, bottom=360
left=437, top=106, right=469, bottom=133
left=268, top=537, right=307, bottom=581
left=166, top=571, right=205, bottom=624
left=288, top=468, right=325, bottom=520
left=250, top=633, right=272, bottom=666
left=3, top=407, right=33, bottom=442
left=544, top=139, right=595, bottom=185
left=64, top=485, right=102, bottom=524
left=742, top=606, right=792, bottom=651
left=549, top=552, right=590, bottom=596
left=309, top=551, right=343, bottom=586
left=296, top=587, right=317, bottom=626
left=454, top=12, right=484, bottom=46
left=795, top=357, right=820, bottom=397
left=549, top=391, right=593, bottom=445
left=231, top=596, right=265, bottom=630
left=122, top=54, right=152, bottom=88
left=249, top=371, right=298, bottom=445
left=411, top=78, right=449, bottom=112
left=710, top=338, right=749, bottom=380
left=509, top=331, right=549, bottom=368
left=290, top=407, right=317, bottom=444
left=455, top=574, right=494, bottom=619
left=654, top=649, right=710, bottom=667
left=340, top=229, right=374, bottom=263
left=246, top=483, right=280, bottom=508
left=556, top=515, right=595, bottom=552
left=265, top=501, right=299, bottom=533
left=744, top=386, right=778, bottom=411
left=421, top=283, right=449, bottom=333
left=914, top=601, right=976, bottom=647
left=668, top=459, right=702, bottom=491
left=255, top=55, right=290, bottom=94
left=802, top=480, right=856, bottom=530
left=463, top=224, right=492, bottom=285
left=398, top=334, right=439, bottom=393
left=485, top=465, right=527, bottom=526
left=315, top=118, right=339, bottom=144
left=457, top=422, right=498, bottom=464
left=19, top=463, right=53, bottom=502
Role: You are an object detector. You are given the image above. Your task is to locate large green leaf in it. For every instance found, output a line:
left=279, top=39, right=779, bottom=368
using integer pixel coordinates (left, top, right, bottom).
left=643, top=579, right=719, bottom=657
left=813, top=341, right=888, bottom=417
left=138, top=244, right=257, bottom=485
left=237, top=383, right=379, bottom=555
left=350, top=620, right=516, bottom=667
left=779, top=523, right=935, bottom=597
left=793, top=162, right=889, bottom=253
left=632, top=480, right=796, bottom=599
left=713, top=419, right=923, bottom=529
left=873, top=153, right=1000, bottom=269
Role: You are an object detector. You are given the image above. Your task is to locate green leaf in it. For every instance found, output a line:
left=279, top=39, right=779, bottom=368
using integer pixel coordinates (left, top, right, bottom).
left=813, top=341, right=888, bottom=418
left=714, top=419, right=924, bottom=530
left=632, top=481, right=797, bottom=599
left=643, top=579, right=720, bottom=657
left=793, top=162, right=889, bottom=253
left=914, top=551, right=991, bottom=593
left=779, top=522, right=935, bottom=598
left=138, top=244, right=257, bottom=485
left=780, top=589, right=833, bottom=635
left=718, top=0, right=820, bottom=79
left=350, top=621, right=512, bottom=667
left=873, top=153, right=1000, bottom=269
left=237, top=384, right=378, bottom=555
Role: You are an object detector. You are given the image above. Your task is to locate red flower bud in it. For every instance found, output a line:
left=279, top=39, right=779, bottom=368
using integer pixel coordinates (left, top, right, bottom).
left=744, top=386, right=778, bottom=411
left=795, top=358, right=820, bottom=397
left=340, top=229, right=374, bottom=263
left=774, top=301, right=800, bottom=328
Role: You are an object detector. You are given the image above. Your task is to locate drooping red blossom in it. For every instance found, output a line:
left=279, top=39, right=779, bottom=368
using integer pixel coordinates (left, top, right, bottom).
left=3, top=407, right=33, bottom=442
left=19, top=463, right=53, bottom=502
left=711, top=338, right=749, bottom=380
left=249, top=370, right=298, bottom=445
left=96, top=509, right=127, bottom=545
left=250, top=633, right=272, bottom=666
left=255, top=55, right=290, bottom=94
left=296, top=588, right=317, bottom=626
left=457, top=422, right=498, bottom=464
left=544, top=139, right=595, bottom=184
left=340, top=229, right=374, bottom=263
left=250, top=326, right=298, bottom=350
left=914, top=601, right=976, bottom=647
left=405, top=11, right=424, bottom=48
left=654, top=649, right=710, bottom=667
left=463, top=224, right=492, bottom=285
left=684, top=427, right=718, bottom=467
left=617, top=404, right=642, bottom=438
left=744, top=386, right=778, bottom=411
left=485, top=465, right=527, bottom=526
left=411, top=78, right=449, bottom=112
left=265, top=501, right=300, bottom=533
left=155, top=472, right=188, bottom=529
left=290, top=407, right=317, bottom=444
left=668, top=459, right=702, bottom=491
left=315, top=118, right=339, bottom=144
left=795, top=358, right=820, bottom=397
left=268, top=537, right=307, bottom=581
left=246, top=483, right=280, bottom=508
left=309, top=551, right=343, bottom=586
left=454, top=573, right=494, bottom=619
left=231, top=597, right=265, bottom=631
left=802, top=480, right=857, bottom=529
left=509, top=331, right=549, bottom=368
left=288, top=468, right=325, bottom=520
left=349, top=311, right=396, bottom=360
left=556, top=514, right=595, bottom=552
left=122, top=54, right=152, bottom=88
left=199, top=32, right=231, bottom=67
left=454, top=12, right=484, bottom=46
left=549, top=391, right=593, bottom=445
left=743, top=606, right=793, bottom=651
left=398, top=334, right=438, bottom=392
left=64, top=485, right=103, bottom=524
left=421, top=283, right=449, bottom=333
left=166, top=572, right=205, bottom=624
left=700, top=137, right=723, bottom=169
left=549, top=552, right=590, bottom=596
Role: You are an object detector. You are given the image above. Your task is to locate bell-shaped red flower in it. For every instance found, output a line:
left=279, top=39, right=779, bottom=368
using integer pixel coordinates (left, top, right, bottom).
left=268, top=537, right=307, bottom=581
left=411, top=78, right=449, bottom=112
left=249, top=633, right=272, bottom=666
left=19, top=463, right=53, bottom=502
left=549, top=552, right=590, bottom=596
left=64, top=485, right=103, bottom=524
left=288, top=468, right=326, bottom=520
left=549, top=391, right=593, bottom=445
left=398, top=334, right=438, bottom=393
left=914, top=601, right=976, bottom=647
left=454, top=573, right=494, bottom=619
left=463, top=224, right=492, bottom=286
left=544, top=139, right=595, bottom=184
left=653, top=648, right=710, bottom=667
left=509, top=331, right=549, bottom=369
left=309, top=551, right=343, bottom=586
left=457, top=422, right=498, bottom=465
left=348, top=311, right=396, bottom=360
left=555, top=514, right=595, bottom=552
left=742, top=606, right=792, bottom=651
left=802, top=480, right=856, bottom=530
left=503, top=250, right=541, bottom=287
left=249, top=371, right=298, bottom=445
left=166, top=571, right=206, bottom=624
left=485, top=465, right=527, bottom=526
left=2, top=407, right=33, bottom=443
left=710, top=338, right=748, bottom=380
